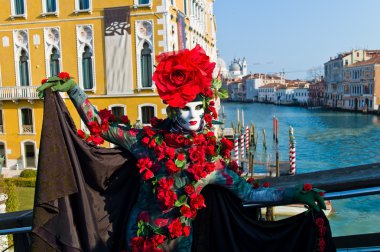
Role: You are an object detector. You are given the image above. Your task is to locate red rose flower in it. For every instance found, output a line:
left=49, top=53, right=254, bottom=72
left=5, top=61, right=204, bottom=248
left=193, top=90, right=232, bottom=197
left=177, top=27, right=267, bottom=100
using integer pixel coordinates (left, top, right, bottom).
left=189, top=147, right=204, bottom=163
left=77, top=129, right=86, bottom=139
left=184, top=184, right=195, bottom=195
left=319, top=239, right=326, bottom=251
left=120, top=115, right=130, bottom=124
left=220, top=137, right=234, bottom=151
left=175, top=134, right=185, bottom=145
left=91, top=135, right=104, bottom=146
left=203, top=88, right=213, bottom=98
left=303, top=183, right=313, bottom=191
left=87, top=121, right=101, bottom=135
left=165, top=159, right=179, bottom=174
left=101, top=120, right=109, bottom=132
left=190, top=194, right=206, bottom=210
left=41, top=78, right=48, bottom=84
left=148, top=139, right=157, bottom=149
left=58, top=71, right=70, bottom=80
left=168, top=218, right=183, bottom=239
left=204, top=114, right=213, bottom=124
left=141, top=137, right=150, bottom=146
left=204, top=162, right=215, bottom=173
left=158, top=177, right=174, bottom=190
left=152, top=234, right=166, bottom=247
left=150, top=116, right=161, bottom=127
left=152, top=45, right=216, bottom=108
left=247, top=177, right=255, bottom=183
left=183, top=226, right=191, bottom=237
left=165, top=147, right=176, bottom=159
left=209, top=101, right=215, bottom=106
left=263, top=182, right=270, bottom=188
left=137, top=211, right=150, bottom=222
left=180, top=205, right=197, bottom=219
left=143, top=126, right=156, bottom=137
left=177, top=153, right=185, bottom=161
left=98, top=109, right=113, bottom=121
left=154, top=218, right=169, bottom=227
left=193, top=134, right=206, bottom=145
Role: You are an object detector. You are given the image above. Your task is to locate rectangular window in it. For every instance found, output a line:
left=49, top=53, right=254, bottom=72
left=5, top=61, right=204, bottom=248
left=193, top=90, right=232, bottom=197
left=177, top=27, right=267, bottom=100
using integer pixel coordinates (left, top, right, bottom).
left=45, top=0, right=57, bottom=12
left=111, top=106, right=124, bottom=119
left=141, top=106, right=154, bottom=124
left=138, top=0, right=149, bottom=4
left=184, top=0, right=187, bottom=14
left=79, top=0, right=89, bottom=10
left=14, top=0, right=25, bottom=15
left=21, top=108, right=33, bottom=133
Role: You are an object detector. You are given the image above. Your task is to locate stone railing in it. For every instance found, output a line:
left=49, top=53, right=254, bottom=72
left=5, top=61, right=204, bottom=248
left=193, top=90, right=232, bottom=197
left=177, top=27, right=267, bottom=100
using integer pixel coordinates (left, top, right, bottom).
left=0, top=86, right=39, bottom=100
left=22, top=125, right=33, bottom=134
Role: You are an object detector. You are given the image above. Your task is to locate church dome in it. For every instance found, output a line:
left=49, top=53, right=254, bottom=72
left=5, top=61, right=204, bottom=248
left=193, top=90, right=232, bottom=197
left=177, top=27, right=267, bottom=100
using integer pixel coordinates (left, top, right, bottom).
left=230, top=62, right=240, bottom=71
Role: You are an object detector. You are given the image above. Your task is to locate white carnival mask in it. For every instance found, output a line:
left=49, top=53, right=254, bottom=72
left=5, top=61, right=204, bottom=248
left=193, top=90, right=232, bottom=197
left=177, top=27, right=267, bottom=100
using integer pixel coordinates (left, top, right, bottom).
left=177, top=101, right=204, bottom=131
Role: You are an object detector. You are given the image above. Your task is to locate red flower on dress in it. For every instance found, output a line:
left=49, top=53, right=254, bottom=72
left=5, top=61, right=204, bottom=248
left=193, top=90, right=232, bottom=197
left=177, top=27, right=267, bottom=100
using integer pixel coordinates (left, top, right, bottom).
left=165, top=159, right=179, bottom=174
left=180, top=205, right=197, bottom=219
left=58, top=71, right=70, bottom=81
left=77, top=129, right=86, bottom=139
left=154, top=218, right=169, bottom=227
left=168, top=218, right=183, bottom=239
left=87, top=121, right=101, bottom=135
left=184, top=184, right=195, bottom=195
left=120, top=115, right=130, bottom=124
left=303, top=183, right=313, bottom=191
left=177, top=153, right=185, bottom=161
left=190, top=194, right=206, bottom=210
left=152, top=45, right=216, bottom=108
left=183, top=226, right=191, bottom=237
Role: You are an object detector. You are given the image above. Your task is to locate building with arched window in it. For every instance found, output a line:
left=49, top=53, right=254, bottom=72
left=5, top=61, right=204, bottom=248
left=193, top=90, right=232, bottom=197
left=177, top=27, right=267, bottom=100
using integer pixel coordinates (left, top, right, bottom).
left=0, top=0, right=216, bottom=175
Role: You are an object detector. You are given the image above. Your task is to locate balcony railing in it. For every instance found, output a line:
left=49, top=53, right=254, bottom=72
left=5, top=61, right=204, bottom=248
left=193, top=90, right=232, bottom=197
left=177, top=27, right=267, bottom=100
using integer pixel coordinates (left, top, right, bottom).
left=21, top=125, right=33, bottom=134
left=0, top=86, right=39, bottom=100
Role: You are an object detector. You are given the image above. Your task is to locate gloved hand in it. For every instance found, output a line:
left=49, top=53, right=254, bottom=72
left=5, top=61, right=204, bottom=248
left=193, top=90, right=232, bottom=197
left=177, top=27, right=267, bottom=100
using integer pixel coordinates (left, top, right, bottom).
left=37, top=76, right=77, bottom=98
left=294, top=184, right=326, bottom=212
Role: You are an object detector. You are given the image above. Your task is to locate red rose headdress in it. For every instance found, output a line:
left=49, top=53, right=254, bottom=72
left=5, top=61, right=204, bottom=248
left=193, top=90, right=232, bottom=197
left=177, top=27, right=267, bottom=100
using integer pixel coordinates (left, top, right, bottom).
left=152, top=45, right=216, bottom=108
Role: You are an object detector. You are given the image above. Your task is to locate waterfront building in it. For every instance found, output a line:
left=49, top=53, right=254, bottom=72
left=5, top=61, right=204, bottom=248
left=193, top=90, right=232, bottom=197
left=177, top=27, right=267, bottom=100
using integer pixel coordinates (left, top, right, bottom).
left=308, top=80, right=325, bottom=107
left=324, top=50, right=380, bottom=108
left=258, top=83, right=286, bottom=103
left=275, top=86, right=295, bottom=105
left=293, top=84, right=309, bottom=105
left=342, top=56, right=380, bottom=112
left=0, top=0, right=216, bottom=172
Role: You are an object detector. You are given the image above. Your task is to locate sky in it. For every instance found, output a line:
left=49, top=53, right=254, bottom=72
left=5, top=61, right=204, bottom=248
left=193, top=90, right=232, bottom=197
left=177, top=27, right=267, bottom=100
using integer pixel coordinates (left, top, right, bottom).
left=214, top=0, right=380, bottom=80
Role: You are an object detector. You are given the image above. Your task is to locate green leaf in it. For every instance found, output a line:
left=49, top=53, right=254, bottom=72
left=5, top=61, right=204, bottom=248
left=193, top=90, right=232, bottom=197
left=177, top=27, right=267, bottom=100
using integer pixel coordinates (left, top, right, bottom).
left=174, top=200, right=183, bottom=207
left=218, top=88, right=229, bottom=99
left=174, top=175, right=187, bottom=188
left=178, top=194, right=187, bottom=203
left=175, top=159, right=186, bottom=168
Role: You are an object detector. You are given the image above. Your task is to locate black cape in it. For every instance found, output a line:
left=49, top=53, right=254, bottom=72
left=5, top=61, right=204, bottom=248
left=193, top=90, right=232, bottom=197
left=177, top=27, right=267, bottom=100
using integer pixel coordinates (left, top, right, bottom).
left=32, top=90, right=335, bottom=251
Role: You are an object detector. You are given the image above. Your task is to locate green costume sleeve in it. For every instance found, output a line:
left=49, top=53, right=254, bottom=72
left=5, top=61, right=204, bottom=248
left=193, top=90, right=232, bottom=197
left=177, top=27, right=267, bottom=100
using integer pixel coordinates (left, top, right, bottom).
left=68, top=86, right=138, bottom=151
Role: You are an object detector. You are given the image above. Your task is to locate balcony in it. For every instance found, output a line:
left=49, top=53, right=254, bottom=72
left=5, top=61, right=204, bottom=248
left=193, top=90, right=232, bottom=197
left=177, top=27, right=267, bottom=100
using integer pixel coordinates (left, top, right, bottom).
left=21, top=125, right=33, bottom=134
left=0, top=86, right=39, bottom=102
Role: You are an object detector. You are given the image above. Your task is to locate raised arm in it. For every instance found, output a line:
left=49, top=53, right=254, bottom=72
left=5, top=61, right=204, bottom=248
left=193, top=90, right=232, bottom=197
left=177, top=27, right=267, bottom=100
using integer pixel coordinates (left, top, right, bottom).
left=67, top=85, right=138, bottom=150
left=37, top=75, right=138, bottom=151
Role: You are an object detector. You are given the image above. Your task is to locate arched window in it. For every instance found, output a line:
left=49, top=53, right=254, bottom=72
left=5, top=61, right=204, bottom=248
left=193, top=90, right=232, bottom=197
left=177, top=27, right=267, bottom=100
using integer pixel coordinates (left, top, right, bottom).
left=50, top=47, right=60, bottom=76
left=19, top=49, right=29, bottom=86
left=141, top=42, right=152, bottom=88
left=20, top=108, right=33, bottom=134
left=140, top=105, right=155, bottom=124
left=82, top=45, right=94, bottom=90
left=0, top=109, right=3, bottom=133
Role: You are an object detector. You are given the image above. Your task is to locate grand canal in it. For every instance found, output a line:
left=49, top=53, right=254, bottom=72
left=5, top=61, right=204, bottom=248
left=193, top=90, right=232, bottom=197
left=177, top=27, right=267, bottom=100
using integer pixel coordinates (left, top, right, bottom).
left=222, top=102, right=380, bottom=236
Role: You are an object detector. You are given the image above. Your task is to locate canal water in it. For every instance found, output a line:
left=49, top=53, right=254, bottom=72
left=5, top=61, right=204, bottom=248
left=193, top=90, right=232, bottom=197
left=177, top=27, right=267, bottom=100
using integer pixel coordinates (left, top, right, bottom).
left=222, top=102, right=380, bottom=237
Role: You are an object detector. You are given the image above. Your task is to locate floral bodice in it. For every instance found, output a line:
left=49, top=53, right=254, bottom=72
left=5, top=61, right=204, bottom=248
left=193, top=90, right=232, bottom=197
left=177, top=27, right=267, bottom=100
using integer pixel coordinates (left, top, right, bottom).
left=68, top=86, right=295, bottom=251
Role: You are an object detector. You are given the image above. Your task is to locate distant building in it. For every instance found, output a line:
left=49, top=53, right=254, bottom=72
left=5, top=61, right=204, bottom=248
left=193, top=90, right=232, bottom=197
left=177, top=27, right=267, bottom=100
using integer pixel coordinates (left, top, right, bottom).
left=342, top=56, right=380, bottom=112
left=258, top=83, right=286, bottom=103
left=324, top=50, right=380, bottom=108
left=308, top=80, right=325, bottom=107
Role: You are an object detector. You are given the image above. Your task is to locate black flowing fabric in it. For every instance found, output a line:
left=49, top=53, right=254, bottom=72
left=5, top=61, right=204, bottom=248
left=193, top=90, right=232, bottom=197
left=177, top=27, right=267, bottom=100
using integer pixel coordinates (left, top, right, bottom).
left=192, top=185, right=335, bottom=252
left=32, top=89, right=335, bottom=252
left=31, top=89, right=140, bottom=252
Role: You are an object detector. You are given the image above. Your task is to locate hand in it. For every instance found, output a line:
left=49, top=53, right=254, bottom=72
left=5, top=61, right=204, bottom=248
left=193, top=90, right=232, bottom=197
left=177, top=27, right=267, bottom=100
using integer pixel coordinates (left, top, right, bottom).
left=37, top=77, right=77, bottom=98
left=294, top=185, right=326, bottom=212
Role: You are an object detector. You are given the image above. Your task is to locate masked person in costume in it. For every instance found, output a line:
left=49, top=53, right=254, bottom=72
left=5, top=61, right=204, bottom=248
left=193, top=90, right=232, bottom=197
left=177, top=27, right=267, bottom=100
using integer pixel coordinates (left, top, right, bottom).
left=37, top=45, right=327, bottom=252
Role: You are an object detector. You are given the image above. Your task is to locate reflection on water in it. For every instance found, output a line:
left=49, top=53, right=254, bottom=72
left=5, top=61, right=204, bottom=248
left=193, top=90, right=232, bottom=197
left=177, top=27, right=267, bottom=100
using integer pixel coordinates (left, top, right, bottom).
left=223, top=102, right=380, bottom=236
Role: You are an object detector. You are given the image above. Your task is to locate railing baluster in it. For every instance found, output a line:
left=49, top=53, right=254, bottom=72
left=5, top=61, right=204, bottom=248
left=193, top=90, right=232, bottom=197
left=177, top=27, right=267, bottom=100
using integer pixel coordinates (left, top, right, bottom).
left=0, top=86, right=39, bottom=100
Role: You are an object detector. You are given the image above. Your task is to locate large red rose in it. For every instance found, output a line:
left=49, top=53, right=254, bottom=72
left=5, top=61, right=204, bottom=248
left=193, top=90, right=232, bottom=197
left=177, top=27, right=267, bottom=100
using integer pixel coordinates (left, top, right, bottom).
left=152, top=45, right=216, bottom=108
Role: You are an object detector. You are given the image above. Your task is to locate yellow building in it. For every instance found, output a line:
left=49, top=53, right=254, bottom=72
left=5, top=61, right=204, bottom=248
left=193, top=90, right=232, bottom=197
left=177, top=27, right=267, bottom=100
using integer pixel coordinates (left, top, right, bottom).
left=0, top=0, right=217, bottom=174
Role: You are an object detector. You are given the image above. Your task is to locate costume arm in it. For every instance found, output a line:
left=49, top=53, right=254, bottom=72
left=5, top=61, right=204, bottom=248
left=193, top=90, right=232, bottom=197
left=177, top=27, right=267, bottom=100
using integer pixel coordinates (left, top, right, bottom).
left=197, top=168, right=295, bottom=205
left=68, top=86, right=137, bottom=150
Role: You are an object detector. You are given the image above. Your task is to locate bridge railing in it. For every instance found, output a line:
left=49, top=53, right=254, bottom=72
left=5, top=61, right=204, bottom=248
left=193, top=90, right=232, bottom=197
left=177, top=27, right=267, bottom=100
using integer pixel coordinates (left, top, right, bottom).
left=1, top=162, right=380, bottom=251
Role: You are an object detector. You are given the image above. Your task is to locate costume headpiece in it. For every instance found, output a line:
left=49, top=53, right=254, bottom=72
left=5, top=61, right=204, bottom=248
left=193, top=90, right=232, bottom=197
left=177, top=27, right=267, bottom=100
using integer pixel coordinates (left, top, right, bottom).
left=152, top=45, right=216, bottom=108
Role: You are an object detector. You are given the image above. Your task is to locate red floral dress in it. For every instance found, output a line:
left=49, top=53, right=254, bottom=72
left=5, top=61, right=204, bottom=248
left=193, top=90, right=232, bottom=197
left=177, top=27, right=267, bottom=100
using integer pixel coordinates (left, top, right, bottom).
left=68, top=86, right=295, bottom=251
